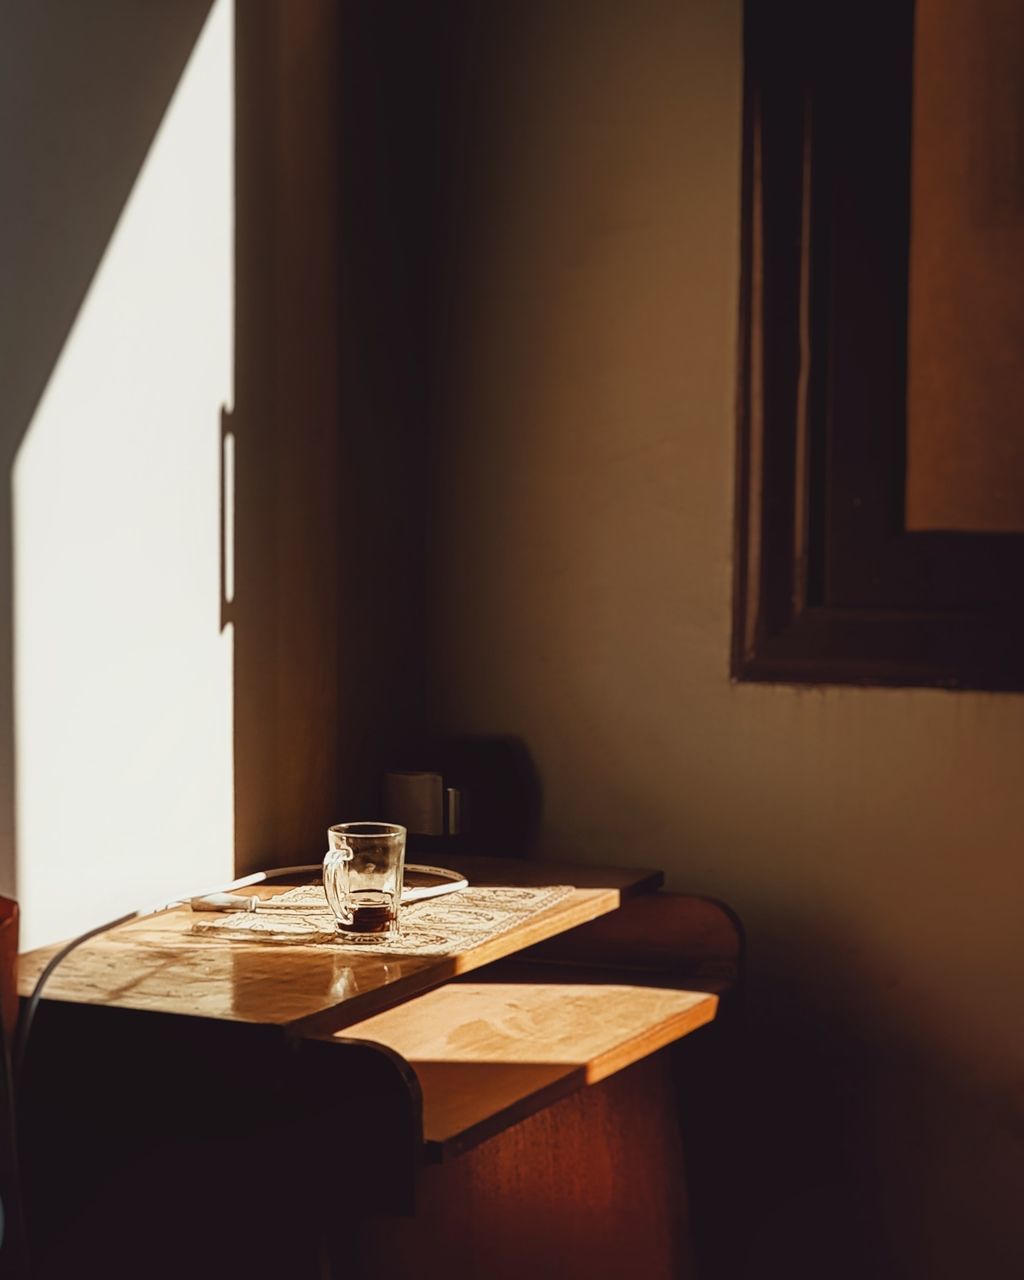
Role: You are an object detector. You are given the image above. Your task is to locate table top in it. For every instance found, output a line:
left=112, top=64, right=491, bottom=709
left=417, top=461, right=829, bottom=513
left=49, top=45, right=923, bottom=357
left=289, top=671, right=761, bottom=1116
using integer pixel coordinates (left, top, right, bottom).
left=18, top=856, right=663, bottom=1036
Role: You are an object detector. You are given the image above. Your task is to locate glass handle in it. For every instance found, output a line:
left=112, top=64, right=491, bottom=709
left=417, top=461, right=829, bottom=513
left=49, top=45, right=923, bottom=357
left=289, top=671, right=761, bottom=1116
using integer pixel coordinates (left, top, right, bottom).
left=323, top=842, right=354, bottom=925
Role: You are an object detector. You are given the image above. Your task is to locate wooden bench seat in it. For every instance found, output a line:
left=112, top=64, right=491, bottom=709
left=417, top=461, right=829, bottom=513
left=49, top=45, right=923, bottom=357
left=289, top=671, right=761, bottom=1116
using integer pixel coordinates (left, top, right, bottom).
left=338, top=892, right=743, bottom=1280
left=335, top=977, right=718, bottom=1158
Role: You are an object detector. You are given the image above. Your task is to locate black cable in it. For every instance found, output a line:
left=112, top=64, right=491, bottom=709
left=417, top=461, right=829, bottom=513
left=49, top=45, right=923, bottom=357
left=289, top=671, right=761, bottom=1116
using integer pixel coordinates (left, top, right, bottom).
left=11, top=863, right=328, bottom=1084
left=9, top=908, right=144, bottom=1278
left=13, top=910, right=138, bottom=1085
left=7, top=864, right=320, bottom=1276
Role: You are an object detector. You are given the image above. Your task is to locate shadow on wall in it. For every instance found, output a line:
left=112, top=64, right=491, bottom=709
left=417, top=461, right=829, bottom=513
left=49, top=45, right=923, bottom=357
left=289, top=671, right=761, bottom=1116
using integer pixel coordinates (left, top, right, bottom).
left=332, top=0, right=457, bottom=815
left=231, top=3, right=346, bottom=875
left=723, top=903, right=1024, bottom=1280
left=332, top=2, right=569, bottom=820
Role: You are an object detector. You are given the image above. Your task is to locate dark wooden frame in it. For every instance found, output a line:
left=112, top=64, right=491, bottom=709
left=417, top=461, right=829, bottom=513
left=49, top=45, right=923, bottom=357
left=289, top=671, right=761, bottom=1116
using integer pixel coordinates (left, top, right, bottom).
left=733, top=0, right=1024, bottom=691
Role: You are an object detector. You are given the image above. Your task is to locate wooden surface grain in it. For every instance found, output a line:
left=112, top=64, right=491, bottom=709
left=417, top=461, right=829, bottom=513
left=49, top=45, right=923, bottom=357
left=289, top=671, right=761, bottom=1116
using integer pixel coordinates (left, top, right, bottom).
left=17, top=857, right=662, bottom=1034
left=336, top=979, right=717, bottom=1156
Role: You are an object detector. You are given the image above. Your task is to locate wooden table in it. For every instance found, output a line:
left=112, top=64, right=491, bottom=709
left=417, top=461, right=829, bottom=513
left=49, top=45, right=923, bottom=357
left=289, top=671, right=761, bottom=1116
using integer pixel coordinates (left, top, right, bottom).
left=18, top=856, right=664, bottom=1033
left=16, top=856, right=740, bottom=1280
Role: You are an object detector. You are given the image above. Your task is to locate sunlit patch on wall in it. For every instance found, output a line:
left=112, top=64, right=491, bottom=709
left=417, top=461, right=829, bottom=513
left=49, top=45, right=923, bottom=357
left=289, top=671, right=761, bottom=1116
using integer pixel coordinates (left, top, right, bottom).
left=12, top=0, right=234, bottom=949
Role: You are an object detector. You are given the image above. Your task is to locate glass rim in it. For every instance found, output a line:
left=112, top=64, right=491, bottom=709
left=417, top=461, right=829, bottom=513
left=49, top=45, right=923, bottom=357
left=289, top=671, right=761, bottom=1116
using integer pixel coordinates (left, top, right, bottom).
left=328, top=821, right=406, bottom=840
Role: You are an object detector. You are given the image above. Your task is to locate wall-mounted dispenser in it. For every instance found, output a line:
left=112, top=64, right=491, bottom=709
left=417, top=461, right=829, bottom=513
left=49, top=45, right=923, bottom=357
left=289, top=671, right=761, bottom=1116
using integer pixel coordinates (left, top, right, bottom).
left=382, top=771, right=465, bottom=858
left=381, top=736, right=542, bottom=860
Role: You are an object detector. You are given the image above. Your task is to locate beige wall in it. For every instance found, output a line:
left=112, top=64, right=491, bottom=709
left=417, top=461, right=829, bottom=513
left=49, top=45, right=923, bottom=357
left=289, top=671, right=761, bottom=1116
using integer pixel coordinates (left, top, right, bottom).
left=362, top=2, right=1024, bottom=1274
left=9, top=1, right=1020, bottom=1271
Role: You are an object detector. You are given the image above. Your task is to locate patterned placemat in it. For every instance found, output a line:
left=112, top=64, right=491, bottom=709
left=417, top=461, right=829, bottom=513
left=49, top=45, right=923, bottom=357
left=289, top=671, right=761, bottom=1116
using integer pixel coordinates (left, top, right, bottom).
left=189, top=882, right=574, bottom=956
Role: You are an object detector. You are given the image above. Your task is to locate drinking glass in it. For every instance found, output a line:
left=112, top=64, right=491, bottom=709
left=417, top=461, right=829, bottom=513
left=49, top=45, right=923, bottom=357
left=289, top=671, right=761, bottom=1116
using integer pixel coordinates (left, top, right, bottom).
left=323, top=822, right=406, bottom=942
